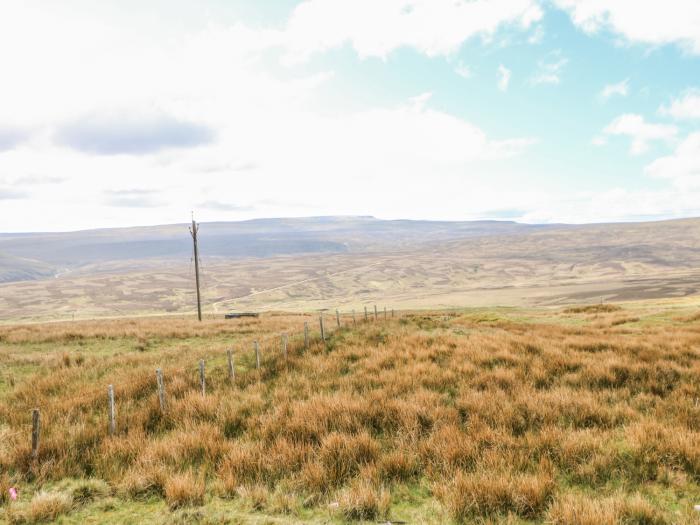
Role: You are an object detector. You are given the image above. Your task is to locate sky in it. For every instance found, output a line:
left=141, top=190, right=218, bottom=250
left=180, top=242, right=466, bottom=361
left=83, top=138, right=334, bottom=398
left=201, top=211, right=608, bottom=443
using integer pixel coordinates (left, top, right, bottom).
left=1, top=0, right=700, bottom=232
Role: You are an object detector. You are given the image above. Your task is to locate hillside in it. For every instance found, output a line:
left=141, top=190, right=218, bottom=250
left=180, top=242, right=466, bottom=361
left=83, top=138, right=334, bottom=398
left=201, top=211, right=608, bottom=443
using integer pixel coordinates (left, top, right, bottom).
left=1, top=217, right=700, bottom=322
left=0, top=216, right=553, bottom=284
left=2, top=301, right=700, bottom=523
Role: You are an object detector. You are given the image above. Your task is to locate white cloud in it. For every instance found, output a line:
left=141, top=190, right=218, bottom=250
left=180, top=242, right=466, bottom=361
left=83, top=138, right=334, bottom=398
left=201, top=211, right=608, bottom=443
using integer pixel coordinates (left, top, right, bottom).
left=552, top=0, right=700, bottom=54
left=455, top=63, right=472, bottom=79
left=592, top=136, right=607, bottom=146
left=530, top=52, right=568, bottom=85
left=498, top=64, right=512, bottom=92
left=603, top=114, right=677, bottom=155
left=600, top=79, right=629, bottom=100
left=659, top=89, right=700, bottom=120
left=282, top=0, right=543, bottom=63
left=646, top=132, right=700, bottom=189
left=528, top=25, right=544, bottom=44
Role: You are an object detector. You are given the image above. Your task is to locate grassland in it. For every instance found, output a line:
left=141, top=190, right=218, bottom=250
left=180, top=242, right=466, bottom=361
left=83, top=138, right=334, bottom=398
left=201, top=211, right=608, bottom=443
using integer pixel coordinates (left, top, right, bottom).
left=2, top=300, right=700, bottom=523
left=4, top=217, right=700, bottom=323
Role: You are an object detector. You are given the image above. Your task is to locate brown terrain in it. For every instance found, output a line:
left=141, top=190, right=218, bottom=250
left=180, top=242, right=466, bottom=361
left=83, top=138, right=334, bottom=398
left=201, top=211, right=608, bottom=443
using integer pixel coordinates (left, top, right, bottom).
left=1, top=216, right=700, bottom=322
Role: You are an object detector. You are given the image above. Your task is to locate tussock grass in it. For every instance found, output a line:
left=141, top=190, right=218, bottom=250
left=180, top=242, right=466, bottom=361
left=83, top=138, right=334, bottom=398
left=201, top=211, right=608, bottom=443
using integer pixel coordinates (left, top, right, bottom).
left=164, top=470, right=205, bottom=509
left=26, top=491, right=73, bottom=523
left=2, top=307, right=700, bottom=522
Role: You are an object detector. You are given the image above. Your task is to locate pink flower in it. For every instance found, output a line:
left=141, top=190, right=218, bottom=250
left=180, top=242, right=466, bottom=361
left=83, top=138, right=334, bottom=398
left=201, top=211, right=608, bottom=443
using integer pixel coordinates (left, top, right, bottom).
left=8, top=487, right=17, bottom=501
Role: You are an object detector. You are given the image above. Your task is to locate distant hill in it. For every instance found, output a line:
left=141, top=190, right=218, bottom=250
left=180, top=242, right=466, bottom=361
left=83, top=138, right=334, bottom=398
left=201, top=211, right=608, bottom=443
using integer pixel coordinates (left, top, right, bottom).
left=2, top=216, right=700, bottom=321
left=0, top=216, right=555, bottom=283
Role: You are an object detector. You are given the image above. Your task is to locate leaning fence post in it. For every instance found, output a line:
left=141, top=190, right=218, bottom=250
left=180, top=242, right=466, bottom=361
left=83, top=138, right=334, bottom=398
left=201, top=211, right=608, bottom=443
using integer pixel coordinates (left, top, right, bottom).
left=282, top=333, right=288, bottom=361
left=304, top=322, right=309, bottom=350
left=320, top=315, right=326, bottom=344
left=156, top=368, right=166, bottom=412
left=336, top=309, right=341, bottom=328
left=31, top=408, right=40, bottom=458
left=364, top=306, right=368, bottom=322
left=255, top=341, right=261, bottom=369
left=108, top=385, right=116, bottom=436
left=227, top=350, right=235, bottom=383
left=199, top=359, right=206, bottom=396
left=374, top=304, right=378, bottom=321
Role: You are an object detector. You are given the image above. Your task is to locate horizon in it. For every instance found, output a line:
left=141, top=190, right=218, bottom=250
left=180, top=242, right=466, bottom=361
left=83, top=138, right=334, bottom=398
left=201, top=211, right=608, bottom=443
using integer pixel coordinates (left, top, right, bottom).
left=1, top=1, right=700, bottom=231
left=3, top=213, right=700, bottom=236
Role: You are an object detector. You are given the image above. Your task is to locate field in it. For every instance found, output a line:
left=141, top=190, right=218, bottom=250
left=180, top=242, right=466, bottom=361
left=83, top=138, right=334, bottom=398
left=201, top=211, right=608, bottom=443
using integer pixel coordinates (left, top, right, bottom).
left=3, top=217, right=700, bottom=323
left=2, top=299, right=700, bottom=523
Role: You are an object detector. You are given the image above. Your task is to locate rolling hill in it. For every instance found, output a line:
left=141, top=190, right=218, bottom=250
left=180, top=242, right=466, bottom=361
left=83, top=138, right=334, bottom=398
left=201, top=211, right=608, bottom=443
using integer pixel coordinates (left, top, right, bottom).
left=1, top=216, right=699, bottom=321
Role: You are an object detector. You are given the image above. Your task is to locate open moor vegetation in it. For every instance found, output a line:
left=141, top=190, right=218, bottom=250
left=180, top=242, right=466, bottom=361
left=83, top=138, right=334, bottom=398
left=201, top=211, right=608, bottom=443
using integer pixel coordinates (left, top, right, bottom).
left=2, top=301, right=700, bottom=522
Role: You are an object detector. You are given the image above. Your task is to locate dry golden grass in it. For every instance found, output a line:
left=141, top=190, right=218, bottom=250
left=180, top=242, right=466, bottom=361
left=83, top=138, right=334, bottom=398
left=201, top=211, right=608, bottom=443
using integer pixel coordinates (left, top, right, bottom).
left=2, top=304, right=700, bottom=522
left=25, top=491, right=73, bottom=523
left=164, top=470, right=205, bottom=509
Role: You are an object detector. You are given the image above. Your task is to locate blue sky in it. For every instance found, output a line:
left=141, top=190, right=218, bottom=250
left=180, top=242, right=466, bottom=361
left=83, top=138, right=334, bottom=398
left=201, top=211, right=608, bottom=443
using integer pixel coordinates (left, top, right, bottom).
left=0, top=0, right=699, bottom=231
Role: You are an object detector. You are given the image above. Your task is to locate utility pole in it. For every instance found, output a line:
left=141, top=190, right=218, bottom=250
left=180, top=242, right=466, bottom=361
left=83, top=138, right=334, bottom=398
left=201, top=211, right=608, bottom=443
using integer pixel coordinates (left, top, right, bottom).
left=189, top=214, right=202, bottom=321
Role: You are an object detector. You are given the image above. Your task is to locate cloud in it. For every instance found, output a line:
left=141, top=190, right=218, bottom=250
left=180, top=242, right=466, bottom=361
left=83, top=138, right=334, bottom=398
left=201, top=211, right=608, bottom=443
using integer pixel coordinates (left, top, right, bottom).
left=659, top=89, right=700, bottom=120
left=603, top=114, right=677, bottom=155
left=454, top=62, right=472, bottom=79
left=282, top=0, right=543, bottom=63
left=530, top=51, right=567, bottom=85
left=591, top=136, right=607, bottom=146
left=528, top=25, right=544, bottom=44
left=0, top=126, right=30, bottom=152
left=646, top=132, right=700, bottom=189
left=409, top=92, right=432, bottom=110
left=498, top=64, right=511, bottom=91
left=0, top=189, right=28, bottom=200
left=552, top=0, right=700, bottom=54
left=104, top=189, right=162, bottom=208
left=600, top=79, right=629, bottom=100
left=197, top=201, right=255, bottom=212
left=55, top=110, right=215, bottom=155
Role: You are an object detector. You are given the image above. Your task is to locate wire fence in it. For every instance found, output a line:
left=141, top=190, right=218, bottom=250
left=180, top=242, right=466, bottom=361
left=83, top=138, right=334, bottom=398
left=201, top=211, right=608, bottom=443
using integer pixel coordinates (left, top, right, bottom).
left=15, top=306, right=399, bottom=457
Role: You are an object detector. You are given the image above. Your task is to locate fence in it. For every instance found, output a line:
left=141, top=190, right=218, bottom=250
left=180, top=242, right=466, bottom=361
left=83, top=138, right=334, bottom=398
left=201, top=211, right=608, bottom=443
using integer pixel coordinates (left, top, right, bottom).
left=23, top=305, right=398, bottom=457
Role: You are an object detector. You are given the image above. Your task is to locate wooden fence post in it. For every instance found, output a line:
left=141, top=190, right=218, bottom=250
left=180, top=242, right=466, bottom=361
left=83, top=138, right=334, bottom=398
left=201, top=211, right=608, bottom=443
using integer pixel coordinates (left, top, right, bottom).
left=384, top=306, right=387, bottom=320
left=320, top=315, right=326, bottom=344
left=282, top=333, right=288, bottom=361
left=31, top=408, right=40, bottom=458
left=108, top=385, right=116, bottom=436
left=156, top=368, right=166, bottom=412
left=392, top=309, right=395, bottom=318
left=227, top=350, right=235, bottom=383
left=255, top=341, right=261, bottom=369
left=199, top=359, right=206, bottom=396
left=304, top=322, right=309, bottom=350
left=364, top=306, right=368, bottom=322
left=374, top=304, right=378, bottom=321
left=352, top=309, right=356, bottom=325
left=336, top=309, right=341, bottom=328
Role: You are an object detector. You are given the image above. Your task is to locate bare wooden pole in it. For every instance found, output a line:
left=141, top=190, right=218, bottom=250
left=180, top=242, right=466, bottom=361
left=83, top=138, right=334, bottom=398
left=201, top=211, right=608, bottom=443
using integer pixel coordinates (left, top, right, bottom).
left=319, top=315, right=326, bottom=343
left=156, top=368, right=166, bottom=412
left=352, top=309, right=356, bottom=325
left=255, top=341, right=261, bottom=369
left=392, top=309, right=395, bottom=318
left=199, top=359, right=206, bottom=396
left=282, top=333, right=288, bottom=361
left=384, top=306, right=387, bottom=320
left=189, top=216, right=202, bottom=322
left=304, top=321, right=309, bottom=350
left=374, top=304, right=378, bottom=321
left=336, top=309, right=341, bottom=328
left=227, top=350, right=235, bottom=383
left=364, top=306, right=368, bottom=322
left=108, top=385, right=116, bottom=436
left=31, top=408, right=40, bottom=458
